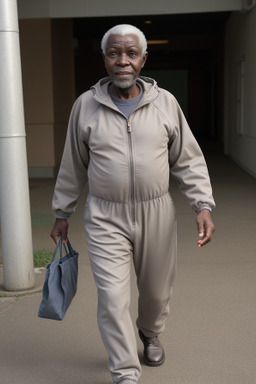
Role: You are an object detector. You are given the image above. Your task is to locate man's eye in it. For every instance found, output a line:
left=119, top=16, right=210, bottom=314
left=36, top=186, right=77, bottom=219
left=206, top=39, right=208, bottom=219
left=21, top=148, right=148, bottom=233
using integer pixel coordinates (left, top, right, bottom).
left=108, top=52, right=117, bottom=57
left=129, top=52, right=137, bottom=57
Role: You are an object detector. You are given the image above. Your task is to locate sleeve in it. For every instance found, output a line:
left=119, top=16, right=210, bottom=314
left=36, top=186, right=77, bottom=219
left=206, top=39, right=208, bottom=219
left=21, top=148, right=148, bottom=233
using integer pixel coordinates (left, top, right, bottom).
left=52, top=97, right=89, bottom=217
left=168, top=98, right=216, bottom=212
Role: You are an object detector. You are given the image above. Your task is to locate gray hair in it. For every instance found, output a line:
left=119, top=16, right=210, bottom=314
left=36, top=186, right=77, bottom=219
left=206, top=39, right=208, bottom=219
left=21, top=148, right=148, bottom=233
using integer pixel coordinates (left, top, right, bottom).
left=101, top=24, right=147, bottom=54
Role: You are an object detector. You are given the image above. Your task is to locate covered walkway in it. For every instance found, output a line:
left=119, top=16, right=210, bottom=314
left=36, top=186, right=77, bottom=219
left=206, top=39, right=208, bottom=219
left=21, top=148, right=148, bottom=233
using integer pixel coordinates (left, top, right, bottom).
left=0, top=142, right=256, bottom=384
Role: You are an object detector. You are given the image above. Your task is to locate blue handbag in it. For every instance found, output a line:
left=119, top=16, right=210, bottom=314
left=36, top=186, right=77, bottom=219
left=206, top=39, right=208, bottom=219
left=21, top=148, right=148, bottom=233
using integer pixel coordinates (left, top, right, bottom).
left=38, top=237, right=79, bottom=320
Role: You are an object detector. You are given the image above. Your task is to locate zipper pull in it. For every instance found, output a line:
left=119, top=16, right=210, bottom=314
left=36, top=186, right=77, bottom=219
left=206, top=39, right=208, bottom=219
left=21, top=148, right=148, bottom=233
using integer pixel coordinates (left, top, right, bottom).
left=127, top=120, right=132, bottom=133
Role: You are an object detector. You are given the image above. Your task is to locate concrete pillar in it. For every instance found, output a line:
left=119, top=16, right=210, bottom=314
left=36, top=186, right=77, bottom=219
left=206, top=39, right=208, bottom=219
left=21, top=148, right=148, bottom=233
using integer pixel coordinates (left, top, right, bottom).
left=0, top=0, right=34, bottom=290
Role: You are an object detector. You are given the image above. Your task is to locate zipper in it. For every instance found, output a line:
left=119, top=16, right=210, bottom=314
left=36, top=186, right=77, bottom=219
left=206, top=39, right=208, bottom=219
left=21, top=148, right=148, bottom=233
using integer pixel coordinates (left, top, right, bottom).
left=96, top=100, right=138, bottom=224
left=127, top=120, right=135, bottom=225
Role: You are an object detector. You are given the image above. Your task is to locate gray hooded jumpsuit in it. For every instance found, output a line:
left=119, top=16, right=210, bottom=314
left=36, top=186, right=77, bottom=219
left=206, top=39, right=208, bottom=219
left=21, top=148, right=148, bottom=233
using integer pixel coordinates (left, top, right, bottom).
left=52, top=76, right=215, bottom=383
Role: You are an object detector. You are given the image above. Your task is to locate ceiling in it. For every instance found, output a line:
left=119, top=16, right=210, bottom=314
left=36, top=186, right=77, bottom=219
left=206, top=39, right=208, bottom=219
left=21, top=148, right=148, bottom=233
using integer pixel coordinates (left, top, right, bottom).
left=73, top=12, right=231, bottom=40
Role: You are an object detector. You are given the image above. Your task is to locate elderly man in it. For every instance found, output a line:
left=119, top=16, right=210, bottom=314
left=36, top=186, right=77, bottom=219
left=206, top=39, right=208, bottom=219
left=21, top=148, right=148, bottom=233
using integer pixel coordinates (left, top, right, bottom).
left=51, top=24, right=215, bottom=384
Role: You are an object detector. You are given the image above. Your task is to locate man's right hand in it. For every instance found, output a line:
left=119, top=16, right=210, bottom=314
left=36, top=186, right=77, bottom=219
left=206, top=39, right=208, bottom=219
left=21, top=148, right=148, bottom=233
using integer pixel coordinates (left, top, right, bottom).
left=50, top=218, right=69, bottom=244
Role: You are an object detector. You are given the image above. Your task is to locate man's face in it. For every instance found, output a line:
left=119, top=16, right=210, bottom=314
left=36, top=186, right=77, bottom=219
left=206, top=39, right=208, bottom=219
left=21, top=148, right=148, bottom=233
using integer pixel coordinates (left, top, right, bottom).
left=103, top=34, right=148, bottom=90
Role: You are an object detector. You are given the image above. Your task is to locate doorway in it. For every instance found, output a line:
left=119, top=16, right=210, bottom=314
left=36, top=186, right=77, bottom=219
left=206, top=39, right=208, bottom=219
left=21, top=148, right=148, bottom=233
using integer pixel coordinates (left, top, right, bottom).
left=73, top=12, right=230, bottom=142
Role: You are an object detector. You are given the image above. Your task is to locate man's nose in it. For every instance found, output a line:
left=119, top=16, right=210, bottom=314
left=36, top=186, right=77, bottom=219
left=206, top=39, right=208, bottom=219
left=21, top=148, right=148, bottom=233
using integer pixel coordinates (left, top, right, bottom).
left=116, top=53, right=130, bottom=66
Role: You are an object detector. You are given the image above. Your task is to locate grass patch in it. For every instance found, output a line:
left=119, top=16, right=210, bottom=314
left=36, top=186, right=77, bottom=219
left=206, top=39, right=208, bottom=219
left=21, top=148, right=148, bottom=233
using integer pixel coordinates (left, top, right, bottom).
left=0, top=249, right=53, bottom=268
left=33, top=249, right=52, bottom=268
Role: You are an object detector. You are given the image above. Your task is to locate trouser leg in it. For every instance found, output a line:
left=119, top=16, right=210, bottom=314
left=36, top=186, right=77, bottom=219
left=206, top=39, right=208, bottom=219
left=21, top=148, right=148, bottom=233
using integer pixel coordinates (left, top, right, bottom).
left=134, top=194, right=177, bottom=337
left=84, top=197, right=141, bottom=384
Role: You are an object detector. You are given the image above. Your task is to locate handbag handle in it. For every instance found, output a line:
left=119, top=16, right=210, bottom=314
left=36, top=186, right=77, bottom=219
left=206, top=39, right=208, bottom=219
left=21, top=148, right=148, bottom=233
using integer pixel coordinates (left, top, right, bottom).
left=51, top=237, right=75, bottom=262
left=65, top=239, right=75, bottom=255
left=51, top=237, right=62, bottom=262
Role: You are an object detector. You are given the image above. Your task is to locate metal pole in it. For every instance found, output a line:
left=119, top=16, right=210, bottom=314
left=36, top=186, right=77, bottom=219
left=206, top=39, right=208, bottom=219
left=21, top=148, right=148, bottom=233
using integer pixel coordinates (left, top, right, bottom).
left=0, top=0, right=34, bottom=290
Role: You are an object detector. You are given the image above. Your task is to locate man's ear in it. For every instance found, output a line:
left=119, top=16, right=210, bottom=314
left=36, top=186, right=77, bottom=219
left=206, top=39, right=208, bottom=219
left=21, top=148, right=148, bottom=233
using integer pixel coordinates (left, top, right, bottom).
left=102, top=52, right=108, bottom=71
left=141, top=52, right=149, bottom=68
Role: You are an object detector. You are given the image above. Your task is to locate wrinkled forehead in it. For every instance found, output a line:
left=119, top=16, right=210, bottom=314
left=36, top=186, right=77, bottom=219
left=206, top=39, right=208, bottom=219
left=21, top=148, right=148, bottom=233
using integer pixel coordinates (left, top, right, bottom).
left=106, top=34, right=142, bottom=51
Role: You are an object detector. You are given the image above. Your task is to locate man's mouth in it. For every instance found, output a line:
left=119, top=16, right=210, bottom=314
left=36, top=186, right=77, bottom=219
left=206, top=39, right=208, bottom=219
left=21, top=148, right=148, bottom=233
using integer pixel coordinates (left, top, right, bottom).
left=114, top=72, right=133, bottom=77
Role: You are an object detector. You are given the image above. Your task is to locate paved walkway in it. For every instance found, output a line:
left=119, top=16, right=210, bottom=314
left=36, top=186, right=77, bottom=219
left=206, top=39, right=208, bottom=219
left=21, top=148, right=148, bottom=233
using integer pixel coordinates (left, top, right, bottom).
left=0, top=143, right=256, bottom=384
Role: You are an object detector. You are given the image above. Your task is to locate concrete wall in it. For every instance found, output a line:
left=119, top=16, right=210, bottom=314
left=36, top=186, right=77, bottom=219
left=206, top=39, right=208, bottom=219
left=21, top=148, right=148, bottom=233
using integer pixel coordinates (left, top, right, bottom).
left=17, top=0, right=242, bottom=19
left=224, top=8, right=256, bottom=177
left=19, top=19, right=75, bottom=177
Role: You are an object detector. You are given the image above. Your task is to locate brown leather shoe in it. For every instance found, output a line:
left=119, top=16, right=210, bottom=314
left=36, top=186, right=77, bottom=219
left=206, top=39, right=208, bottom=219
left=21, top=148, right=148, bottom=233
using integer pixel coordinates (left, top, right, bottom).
left=139, top=330, right=165, bottom=367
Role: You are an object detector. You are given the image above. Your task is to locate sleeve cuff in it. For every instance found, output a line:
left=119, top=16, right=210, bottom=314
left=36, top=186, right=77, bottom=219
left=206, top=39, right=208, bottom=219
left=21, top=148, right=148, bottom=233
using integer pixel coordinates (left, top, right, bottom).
left=55, top=209, right=71, bottom=219
left=196, top=202, right=212, bottom=214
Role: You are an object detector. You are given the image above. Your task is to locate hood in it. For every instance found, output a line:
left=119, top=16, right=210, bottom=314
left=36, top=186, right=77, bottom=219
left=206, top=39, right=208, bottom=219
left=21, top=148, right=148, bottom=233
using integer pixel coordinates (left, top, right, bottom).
left=90, top=76, right=159, bottom=107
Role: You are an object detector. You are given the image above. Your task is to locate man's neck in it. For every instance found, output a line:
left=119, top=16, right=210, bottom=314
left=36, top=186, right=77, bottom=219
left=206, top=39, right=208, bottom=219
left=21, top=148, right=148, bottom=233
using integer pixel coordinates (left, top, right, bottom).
left=109, top=83, right=140, bottom=99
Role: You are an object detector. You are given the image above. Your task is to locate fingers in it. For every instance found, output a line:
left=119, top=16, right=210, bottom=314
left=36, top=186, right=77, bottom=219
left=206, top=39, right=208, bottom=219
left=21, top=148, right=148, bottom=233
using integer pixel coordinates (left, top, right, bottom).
left=50, top=219, right=69, bottom=244
left=197, top=231, right=213, bottom=247
left=197, top=210, right=215, bottom=248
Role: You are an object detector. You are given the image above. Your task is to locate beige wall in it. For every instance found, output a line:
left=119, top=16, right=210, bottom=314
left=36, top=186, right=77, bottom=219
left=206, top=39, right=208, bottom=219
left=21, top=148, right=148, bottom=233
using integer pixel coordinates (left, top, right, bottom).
left=224, top=8, right=256, bottom=177
left=19, top=18, right=75, bottom=177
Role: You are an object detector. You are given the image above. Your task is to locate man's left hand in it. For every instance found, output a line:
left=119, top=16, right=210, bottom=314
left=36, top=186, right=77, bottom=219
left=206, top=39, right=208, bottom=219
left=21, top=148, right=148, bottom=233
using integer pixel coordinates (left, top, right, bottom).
left=197, top=209, right=215, bottom=247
